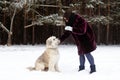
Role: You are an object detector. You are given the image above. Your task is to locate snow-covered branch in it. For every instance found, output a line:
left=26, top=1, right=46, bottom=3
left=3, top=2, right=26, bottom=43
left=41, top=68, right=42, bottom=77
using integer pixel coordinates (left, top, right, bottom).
left=39, top=14, right=64, bottom=26
left=25, top=14, right=65, bottom=28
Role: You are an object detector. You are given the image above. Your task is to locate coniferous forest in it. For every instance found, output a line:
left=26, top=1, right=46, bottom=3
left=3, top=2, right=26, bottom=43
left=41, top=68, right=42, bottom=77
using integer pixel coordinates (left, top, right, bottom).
left=0, top=0, right=120, bottom=45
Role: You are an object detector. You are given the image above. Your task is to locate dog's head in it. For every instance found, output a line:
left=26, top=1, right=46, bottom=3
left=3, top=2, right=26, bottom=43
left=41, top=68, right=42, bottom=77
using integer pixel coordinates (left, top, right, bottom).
left=46, top=36, right=60, bottom=49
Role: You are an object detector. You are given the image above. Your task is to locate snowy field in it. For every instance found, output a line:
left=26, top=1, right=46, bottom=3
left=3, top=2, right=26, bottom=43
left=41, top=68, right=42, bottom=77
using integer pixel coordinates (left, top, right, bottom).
left=0, top=45, right=120, bottom=80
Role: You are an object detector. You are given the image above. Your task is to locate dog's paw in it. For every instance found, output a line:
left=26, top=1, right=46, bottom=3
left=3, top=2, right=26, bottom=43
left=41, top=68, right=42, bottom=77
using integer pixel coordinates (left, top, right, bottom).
left=56, top=70, right=61, bottom=72
left=27, top=67, right=35, bottom=71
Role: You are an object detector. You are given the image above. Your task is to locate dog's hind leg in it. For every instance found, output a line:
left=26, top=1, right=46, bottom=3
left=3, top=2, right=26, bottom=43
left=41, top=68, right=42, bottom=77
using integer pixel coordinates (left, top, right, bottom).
left=35, top=62, right=45, bottom=71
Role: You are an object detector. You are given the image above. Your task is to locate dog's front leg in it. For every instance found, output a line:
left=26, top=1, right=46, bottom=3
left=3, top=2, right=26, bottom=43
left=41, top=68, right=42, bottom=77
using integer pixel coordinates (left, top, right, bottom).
left=55, top=62, right=60, bottom=72
left=48, top=61, right=55, bottom=71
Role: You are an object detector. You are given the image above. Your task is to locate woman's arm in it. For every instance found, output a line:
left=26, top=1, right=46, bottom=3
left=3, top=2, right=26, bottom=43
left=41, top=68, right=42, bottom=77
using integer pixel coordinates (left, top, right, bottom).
left=72, top=15, right=87, bottom=35
left=59, top=31, right=71, bottom=43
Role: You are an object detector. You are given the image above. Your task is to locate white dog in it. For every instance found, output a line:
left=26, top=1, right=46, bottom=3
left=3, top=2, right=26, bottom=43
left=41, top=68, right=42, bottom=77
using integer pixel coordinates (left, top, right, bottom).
left=27, top=36, right=60, bottom=72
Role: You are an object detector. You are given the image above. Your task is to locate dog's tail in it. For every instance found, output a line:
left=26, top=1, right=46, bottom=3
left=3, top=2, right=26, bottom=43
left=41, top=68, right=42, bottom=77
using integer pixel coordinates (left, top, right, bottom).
left=27, top=67, right=36, bottom=71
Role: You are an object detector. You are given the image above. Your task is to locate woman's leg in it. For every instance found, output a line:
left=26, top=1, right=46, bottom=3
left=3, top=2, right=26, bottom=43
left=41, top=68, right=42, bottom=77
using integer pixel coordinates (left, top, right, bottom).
left=85, top=53, right=96, bottom=73
left=78, top=54, right=85, bottom=71
left=79, top=55, right=85, bottom=66
left=85, top=53, right=95, bottom=66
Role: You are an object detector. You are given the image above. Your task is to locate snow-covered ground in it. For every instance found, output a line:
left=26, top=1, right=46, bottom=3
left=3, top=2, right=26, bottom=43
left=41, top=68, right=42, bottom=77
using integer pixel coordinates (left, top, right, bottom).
left=0, top=45, right=120, bottom=80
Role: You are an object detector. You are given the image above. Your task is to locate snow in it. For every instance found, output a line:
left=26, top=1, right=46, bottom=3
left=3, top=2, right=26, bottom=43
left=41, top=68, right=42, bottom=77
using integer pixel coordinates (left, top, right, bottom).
left=0, top=45, right=120, bottom=80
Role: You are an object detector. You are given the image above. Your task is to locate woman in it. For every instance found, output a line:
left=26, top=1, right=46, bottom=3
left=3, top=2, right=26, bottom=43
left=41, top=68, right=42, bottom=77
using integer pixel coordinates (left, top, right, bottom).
left=59, top=9, right=97, bottom=74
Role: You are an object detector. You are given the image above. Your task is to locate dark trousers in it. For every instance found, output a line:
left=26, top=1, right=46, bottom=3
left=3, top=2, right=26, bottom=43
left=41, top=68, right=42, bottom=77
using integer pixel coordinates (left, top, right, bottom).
left=79, top=53, right=95, bottom=66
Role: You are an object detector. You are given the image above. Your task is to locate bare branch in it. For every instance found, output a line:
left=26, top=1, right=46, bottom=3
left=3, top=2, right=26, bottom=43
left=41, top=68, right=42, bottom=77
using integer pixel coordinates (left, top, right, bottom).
left=0, top=22, right=11, bottom=34
left=35, top=4, right=70, bottom=9
left=24, top=23, right=39, bottom=28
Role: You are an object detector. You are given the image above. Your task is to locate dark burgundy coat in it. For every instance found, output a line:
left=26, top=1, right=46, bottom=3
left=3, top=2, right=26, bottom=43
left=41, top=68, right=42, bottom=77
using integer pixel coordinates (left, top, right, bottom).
left=60, top=13, right=97, bottom=55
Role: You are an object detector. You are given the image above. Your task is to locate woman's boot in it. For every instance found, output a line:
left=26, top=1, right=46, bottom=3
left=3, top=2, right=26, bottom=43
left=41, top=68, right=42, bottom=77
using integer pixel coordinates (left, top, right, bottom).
left=78, top=65, right=85, bottom=71
left=90, top=65, right=96, bottom=74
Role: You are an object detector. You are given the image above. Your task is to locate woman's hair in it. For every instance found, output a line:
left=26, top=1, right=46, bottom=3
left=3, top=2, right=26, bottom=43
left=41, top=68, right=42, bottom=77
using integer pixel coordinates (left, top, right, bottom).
left=63, top=9, right=73, bottom=19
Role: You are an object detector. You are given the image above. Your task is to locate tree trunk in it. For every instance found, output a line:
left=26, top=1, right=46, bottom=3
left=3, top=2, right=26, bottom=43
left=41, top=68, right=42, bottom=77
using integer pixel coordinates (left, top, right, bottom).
left=7, top=7, right=17, bottom=46
left=106, top=0, right=110, bottom=45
